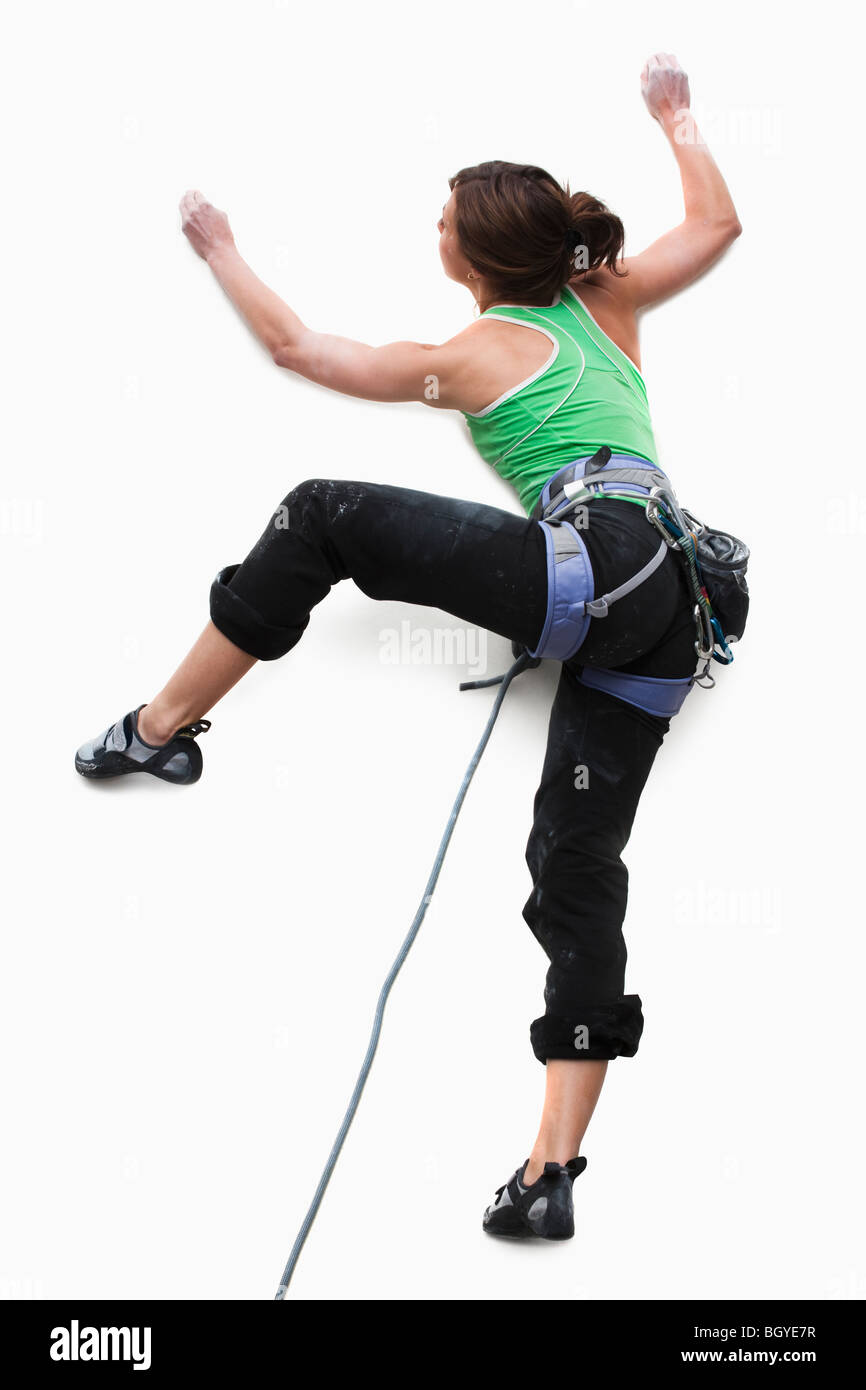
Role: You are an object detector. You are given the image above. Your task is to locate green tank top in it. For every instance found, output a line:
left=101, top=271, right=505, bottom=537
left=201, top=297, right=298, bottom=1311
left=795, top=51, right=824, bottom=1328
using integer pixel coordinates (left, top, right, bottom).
left=461, top=283, right=658, bottom=516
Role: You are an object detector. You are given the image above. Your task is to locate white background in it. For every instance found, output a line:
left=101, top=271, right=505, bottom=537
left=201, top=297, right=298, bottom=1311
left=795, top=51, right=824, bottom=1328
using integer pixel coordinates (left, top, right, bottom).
left=2, top=0, right=863, bottom=1301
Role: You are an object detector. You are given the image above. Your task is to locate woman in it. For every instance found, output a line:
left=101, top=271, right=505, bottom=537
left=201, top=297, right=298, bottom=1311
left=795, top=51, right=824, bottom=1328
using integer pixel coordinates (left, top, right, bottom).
left=75, top=54, right=741, bottom=1241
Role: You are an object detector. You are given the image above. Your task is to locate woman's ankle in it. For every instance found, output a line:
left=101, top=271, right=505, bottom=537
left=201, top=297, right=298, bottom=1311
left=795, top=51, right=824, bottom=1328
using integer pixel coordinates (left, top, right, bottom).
left=136, top=703, right=181, bottom=747
left=524, top=1145, right=580, bottom=1187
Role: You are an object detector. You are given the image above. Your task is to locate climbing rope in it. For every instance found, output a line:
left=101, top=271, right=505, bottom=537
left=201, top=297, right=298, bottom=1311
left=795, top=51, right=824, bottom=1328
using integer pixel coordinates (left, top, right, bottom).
left=274, top=650, right=536, bottom=1299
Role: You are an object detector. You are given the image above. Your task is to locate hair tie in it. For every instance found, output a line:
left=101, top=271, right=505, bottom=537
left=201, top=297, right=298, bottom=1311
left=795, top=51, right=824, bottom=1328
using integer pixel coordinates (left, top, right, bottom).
left=565, top=227, right=581, bottom=252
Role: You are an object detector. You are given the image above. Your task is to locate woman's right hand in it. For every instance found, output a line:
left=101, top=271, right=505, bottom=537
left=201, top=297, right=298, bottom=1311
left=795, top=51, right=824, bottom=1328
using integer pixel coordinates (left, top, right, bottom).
left=640, top=53, right=690, bottom=123
left=179, top=189, right=236, bottom=262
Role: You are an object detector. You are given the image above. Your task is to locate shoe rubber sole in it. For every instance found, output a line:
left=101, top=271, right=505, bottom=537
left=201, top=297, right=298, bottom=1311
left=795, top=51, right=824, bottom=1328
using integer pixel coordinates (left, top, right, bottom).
left=482, top=1224, right=574, bottom=1241
left=74, top=742, right=203, bottom=785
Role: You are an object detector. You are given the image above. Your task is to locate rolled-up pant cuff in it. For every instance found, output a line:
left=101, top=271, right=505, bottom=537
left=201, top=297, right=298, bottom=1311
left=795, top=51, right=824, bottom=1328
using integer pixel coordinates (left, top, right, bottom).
left=209, top=565, right=308, bottom=661
left=530, top=994, right=644, bottom=1063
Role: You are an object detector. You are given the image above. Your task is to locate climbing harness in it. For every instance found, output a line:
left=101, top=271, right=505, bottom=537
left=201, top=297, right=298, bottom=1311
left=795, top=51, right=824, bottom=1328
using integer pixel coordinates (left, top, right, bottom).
left=273, top=447, right=748, bottom=1297
left=528, top=446, right=749, bottom=707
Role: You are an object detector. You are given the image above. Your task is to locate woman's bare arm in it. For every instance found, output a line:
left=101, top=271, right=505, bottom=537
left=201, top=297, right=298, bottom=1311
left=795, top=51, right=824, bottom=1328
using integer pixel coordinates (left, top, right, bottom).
left=575, top=54, right=742, bottom=311
left=179, top=189, right=476, bottom=408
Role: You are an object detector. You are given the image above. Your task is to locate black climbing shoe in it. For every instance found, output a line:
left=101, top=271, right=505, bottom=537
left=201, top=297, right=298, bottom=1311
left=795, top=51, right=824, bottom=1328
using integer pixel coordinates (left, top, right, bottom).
left=482, top=1156, right=587, bottom=1240
left=75, top=706, right=211, bottom=785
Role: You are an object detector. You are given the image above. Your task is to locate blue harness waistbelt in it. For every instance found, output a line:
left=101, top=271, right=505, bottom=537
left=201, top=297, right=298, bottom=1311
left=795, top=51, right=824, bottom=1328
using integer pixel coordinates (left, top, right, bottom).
left=528, top=451, right=695, bottom=719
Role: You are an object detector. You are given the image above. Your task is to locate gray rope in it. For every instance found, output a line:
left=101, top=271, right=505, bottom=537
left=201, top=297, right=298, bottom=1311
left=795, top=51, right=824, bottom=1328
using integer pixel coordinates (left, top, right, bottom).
left=274, top=650, right=534, bottom=1299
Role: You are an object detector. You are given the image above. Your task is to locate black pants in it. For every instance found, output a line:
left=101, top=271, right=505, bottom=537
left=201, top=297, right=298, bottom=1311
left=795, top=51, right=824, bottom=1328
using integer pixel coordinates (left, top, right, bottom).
left=210, top=479, right=696, bottom=1063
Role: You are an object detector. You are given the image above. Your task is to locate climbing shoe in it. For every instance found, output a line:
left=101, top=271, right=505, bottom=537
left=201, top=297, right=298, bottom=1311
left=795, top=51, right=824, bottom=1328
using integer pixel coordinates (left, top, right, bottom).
left=482, top=1156, right=587, bottom=1240
left=75, top=706, right=211, bottom=785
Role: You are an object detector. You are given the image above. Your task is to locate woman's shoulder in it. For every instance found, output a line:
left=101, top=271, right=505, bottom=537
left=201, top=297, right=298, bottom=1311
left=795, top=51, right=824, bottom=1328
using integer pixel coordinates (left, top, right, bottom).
left=566, top=272, right=642, bottom=373
left=440, top=315, right=560, bottom=416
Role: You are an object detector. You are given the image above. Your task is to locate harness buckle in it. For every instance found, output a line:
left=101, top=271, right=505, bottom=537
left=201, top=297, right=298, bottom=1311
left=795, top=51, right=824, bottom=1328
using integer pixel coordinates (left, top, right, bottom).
left=562, top=479, right=599, bottom=506
left=585, top=597, right=610, bottom=618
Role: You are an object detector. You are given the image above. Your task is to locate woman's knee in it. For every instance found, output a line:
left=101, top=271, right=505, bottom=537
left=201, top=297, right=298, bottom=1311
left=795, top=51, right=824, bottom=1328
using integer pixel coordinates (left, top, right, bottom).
left=277, top=477, right=369, bottom=520
left=275, top=478, right=337, bottom=529
left=273, top=479, right=377, bottom=570
left=208, top=479, right=359, bottom=661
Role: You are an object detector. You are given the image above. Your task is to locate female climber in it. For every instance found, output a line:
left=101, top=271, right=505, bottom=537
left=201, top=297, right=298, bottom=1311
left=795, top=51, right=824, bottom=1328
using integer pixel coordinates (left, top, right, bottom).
left=75, top=53, right=742, bottom=1241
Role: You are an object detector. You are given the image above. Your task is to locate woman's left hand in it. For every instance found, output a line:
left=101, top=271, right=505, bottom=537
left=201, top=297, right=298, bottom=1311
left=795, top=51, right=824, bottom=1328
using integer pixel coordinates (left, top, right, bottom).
left=179, top=189, right=236, bottom=261
left=640, top=53, right=690, bottom=123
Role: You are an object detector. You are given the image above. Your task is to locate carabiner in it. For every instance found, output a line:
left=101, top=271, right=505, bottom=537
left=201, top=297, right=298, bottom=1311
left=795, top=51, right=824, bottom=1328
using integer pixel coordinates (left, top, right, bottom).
left=681, top=506, right=707, bottom=536
left=693, top=604, right=715, bottom=661
left=646, top=491, right=681, bottom=548
left=695, top=660, right=716, bottom=690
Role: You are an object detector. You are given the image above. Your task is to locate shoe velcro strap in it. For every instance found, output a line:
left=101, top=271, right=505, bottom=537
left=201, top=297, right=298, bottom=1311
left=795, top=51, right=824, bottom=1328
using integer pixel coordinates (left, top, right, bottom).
left=506, top=1174, right=525, bottom=1208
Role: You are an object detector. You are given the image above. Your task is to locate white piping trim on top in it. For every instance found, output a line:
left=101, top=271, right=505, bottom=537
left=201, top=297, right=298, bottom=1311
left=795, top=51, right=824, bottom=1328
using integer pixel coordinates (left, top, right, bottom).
left=563, top=283, right=646, bottom=385
left=474, top=306, right=587, bottom=467
left=464, top=317, right=560, bottom=419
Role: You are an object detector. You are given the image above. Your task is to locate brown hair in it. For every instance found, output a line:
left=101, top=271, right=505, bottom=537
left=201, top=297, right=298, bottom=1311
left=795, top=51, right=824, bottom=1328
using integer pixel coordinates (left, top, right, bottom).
left=448, top=160, right=626, bottom=309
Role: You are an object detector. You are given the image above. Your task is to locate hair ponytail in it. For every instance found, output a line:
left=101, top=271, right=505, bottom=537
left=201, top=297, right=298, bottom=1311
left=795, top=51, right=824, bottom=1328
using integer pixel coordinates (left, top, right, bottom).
left=449, top=161, right=627, bottom=307
left=566, top=191, right=625, bottom=278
